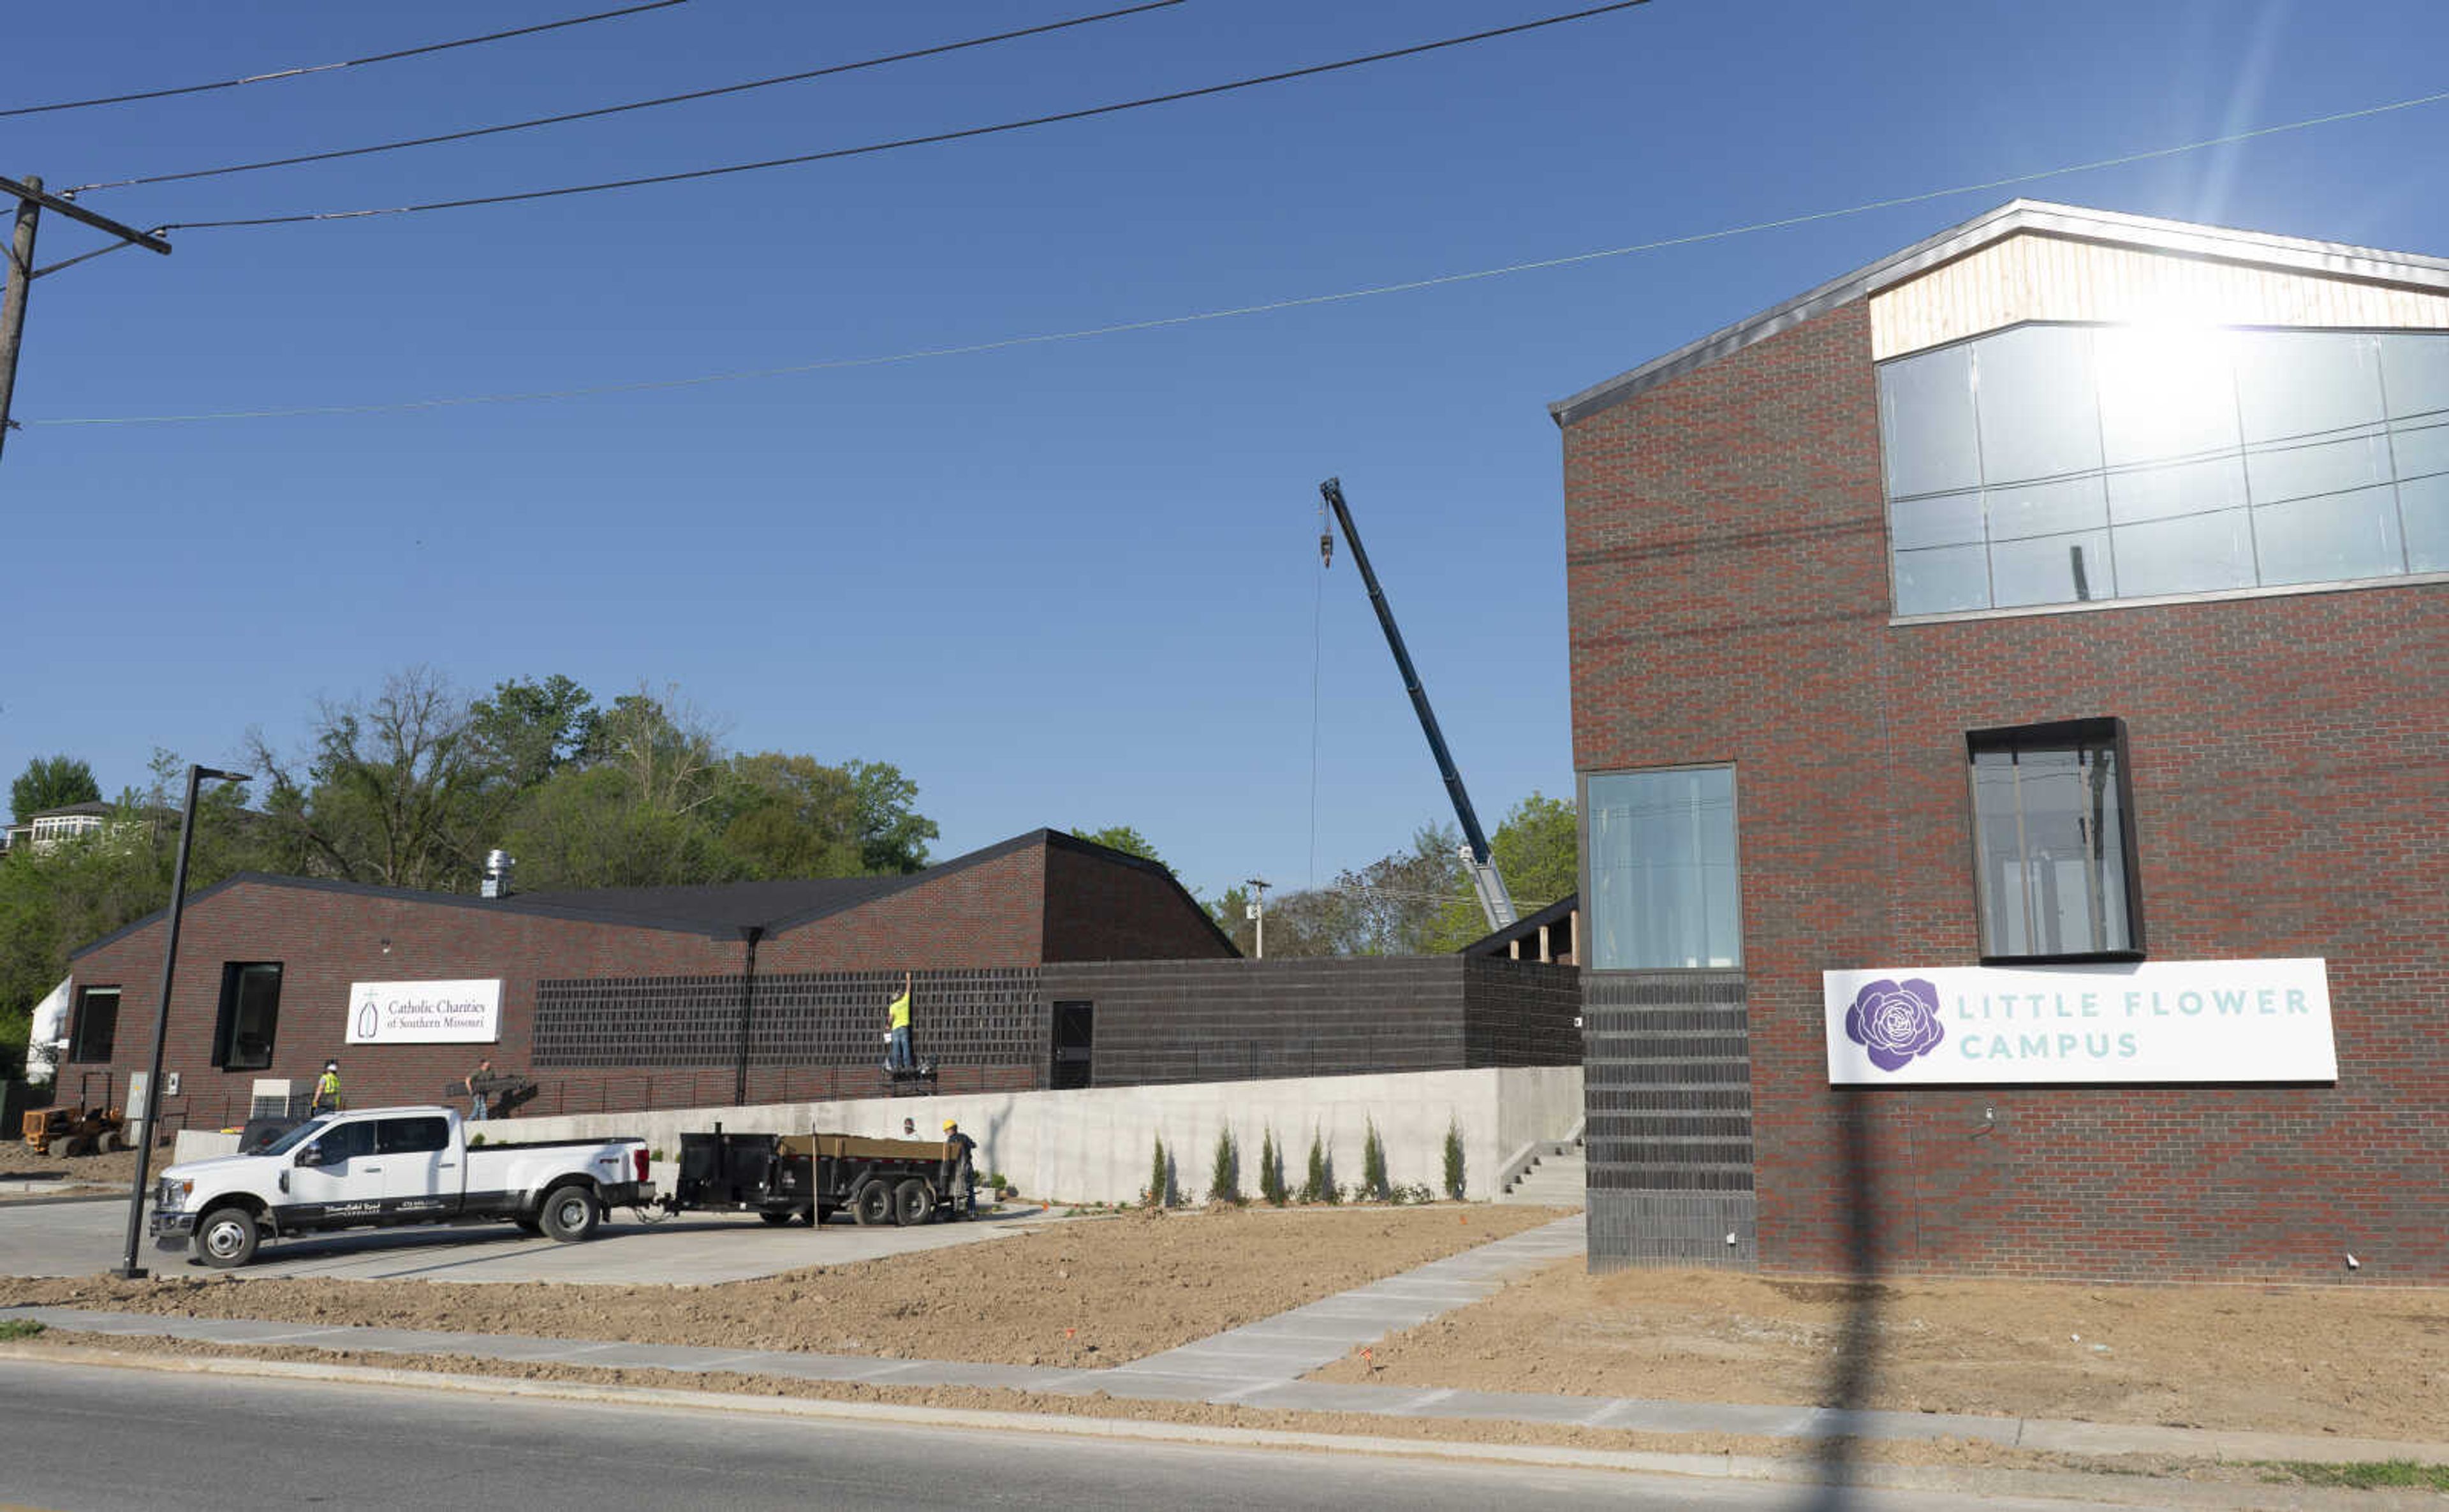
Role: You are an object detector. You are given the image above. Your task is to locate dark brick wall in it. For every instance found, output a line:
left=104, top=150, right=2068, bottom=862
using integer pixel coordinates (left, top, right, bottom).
left=1461, top=957, right=1583, bottom=1068
left=1563, top=298, right=2449, bottom=1282
left=1041, top=840, right=1239, bottom=962
left=1043, top=957, right=1578, bottom=1087
left=1047, top=958, right=1464, bottom=1085
left=1583, top=971, right=1756, bottom=1268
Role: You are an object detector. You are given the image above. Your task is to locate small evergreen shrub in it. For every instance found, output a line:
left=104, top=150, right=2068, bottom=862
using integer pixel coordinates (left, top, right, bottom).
left=1145, top=1134, right=1170, bottom=1208
left=1258, top=1127, right=1288, bottom=1207
left=1443, top=1118, right=1466, bottom=1201
left=1361, top=1118, right=1389, bottom=1201
left=1207, top=1127, right=1242, bottom=1205
left=1302, top=1130, right=1330, bottom=1204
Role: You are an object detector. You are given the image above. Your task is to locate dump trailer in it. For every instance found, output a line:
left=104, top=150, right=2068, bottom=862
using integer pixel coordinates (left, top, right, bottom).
left=670, top=1129, right=971, bottom=1227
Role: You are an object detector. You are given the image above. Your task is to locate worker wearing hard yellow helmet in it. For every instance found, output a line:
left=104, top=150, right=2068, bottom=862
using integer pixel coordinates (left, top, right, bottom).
left=941, top=1119, right=978, bottom=1215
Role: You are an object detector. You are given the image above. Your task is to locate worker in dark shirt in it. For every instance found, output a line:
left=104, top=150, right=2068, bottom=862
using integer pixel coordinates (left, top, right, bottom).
left=941, top=1119, right=978, bottom=1215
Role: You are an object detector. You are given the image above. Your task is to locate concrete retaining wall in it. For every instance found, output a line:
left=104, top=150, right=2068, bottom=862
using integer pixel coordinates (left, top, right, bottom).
left=170, top=1067, right=1583, bottom=1205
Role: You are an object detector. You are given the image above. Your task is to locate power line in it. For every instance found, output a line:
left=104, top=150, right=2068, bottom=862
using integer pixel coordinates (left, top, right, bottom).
left=68, top=1, right=1189, bottom=195
left=153, top=1, right=1661, bottom=230
left=28, top=82, right=2449, bottom=429
left=0, top=1, right=691, bottom=120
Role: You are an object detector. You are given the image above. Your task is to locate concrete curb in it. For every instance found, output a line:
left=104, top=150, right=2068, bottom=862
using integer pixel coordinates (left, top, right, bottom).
left=5, top=1343, right=2429, bottom=1511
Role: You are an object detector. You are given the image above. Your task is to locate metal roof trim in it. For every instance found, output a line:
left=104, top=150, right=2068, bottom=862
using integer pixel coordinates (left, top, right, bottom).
left=1547, top=199, right=2449, bottom=429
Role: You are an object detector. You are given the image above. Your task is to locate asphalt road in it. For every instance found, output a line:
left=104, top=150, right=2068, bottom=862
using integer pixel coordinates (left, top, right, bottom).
left=0, top=1359, right=2134, bottom=1511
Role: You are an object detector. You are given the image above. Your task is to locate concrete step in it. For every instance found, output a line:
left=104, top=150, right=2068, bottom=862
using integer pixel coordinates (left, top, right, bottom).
left=1495, top=1143, right=1585, bottom=1207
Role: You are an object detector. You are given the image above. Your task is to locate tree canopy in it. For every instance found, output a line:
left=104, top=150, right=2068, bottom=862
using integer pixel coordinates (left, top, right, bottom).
left=10, top=755, right=100, bottom=824
left=0, top=671, right=943, bottom=1068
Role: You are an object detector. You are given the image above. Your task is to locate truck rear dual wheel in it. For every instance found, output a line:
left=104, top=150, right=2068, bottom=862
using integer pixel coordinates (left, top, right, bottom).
left=195, top=1208, right=260, bottom=1269
left=540, top=1185, right=601, bottom=1244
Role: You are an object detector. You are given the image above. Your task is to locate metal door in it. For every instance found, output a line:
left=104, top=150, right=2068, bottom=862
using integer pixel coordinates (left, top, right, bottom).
left=1052, top=1001, right=1093, bottom=1090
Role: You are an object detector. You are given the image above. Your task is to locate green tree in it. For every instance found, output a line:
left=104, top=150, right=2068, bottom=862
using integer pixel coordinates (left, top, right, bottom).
left=848, top=760, right=936, bottom=874
left=716, top=752, right=865, bottom=879
left=467, top=674, right=600, bottom=794
left=247, top=667, right=499, bottom=892
left=1427, top=792, right=1580, bottom=951
left=1071, top=825, right=1165, bottom=869
left=10, top=755, right=100, bottom=823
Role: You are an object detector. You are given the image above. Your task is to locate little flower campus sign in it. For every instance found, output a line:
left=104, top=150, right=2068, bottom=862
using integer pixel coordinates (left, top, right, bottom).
left=345, top=979, right=503, bottom=1045
left=1822, top=959, right=2335, bottom=1085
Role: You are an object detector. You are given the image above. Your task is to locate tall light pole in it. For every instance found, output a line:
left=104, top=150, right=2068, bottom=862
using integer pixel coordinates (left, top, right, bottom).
left=1245, top=877, right=1270, bottom=960
left=117, top=763, right=249, bottom=1279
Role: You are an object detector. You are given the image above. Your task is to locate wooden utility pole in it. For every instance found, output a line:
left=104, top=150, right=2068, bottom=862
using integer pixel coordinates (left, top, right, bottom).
left=0, top=173, right=173, bottom=469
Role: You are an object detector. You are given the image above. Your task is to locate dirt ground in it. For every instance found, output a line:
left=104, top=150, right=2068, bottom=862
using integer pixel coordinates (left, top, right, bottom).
left=0, top=1205, right=1562, bottom=1367
left=1307, top=1259, right=2449, bottom=1441
left=4, top=1332, right=2285, bottom=1485
left=0, top=1143, right=145, bottom=1184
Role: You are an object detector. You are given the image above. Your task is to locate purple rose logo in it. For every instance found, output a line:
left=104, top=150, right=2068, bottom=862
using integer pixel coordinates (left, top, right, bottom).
left=1846, top=978, right=1944, bottom=1073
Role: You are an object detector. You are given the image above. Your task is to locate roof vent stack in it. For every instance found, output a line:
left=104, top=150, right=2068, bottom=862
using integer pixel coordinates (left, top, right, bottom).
left=481, top=849, right=515, bottom=899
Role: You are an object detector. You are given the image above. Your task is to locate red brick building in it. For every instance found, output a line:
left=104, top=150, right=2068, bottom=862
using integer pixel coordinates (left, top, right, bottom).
left=1555, top=200, right=2448, bottom=1281
left=59, top=829, right=1237, bottom=1127
left=60, top=827, right=1583, bottom=1131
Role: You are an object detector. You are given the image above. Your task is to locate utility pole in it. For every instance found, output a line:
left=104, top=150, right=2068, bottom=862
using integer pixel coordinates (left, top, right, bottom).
left=1245, top=877, right=1270, bottom=960
left=0, top=173, right=174, bottom=469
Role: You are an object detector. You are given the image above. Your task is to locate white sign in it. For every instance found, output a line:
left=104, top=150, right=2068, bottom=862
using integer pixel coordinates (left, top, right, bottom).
left=1824, top=958, right=2334, bottom=1085
left=346, top=979, right=502, bottom=1045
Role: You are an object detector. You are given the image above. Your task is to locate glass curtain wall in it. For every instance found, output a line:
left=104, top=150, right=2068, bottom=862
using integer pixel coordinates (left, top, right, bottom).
left=1879, top=325, right=2449, bottom=615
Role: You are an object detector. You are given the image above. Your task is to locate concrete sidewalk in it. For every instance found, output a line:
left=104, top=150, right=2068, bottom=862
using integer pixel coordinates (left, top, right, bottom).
left=9, top=1210, right=2446, bottom=1470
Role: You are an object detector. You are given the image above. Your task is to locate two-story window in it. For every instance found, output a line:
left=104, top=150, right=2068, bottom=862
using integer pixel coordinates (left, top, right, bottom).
left=1880, top=325, right=2449, bottom=616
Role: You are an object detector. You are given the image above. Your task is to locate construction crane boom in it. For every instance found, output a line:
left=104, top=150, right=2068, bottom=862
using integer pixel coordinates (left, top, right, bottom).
left=1318, top=476, right=1518, bottom=933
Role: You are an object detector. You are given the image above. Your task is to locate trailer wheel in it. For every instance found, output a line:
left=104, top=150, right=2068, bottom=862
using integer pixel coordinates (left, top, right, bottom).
left=892, top=1179, right=936, bottom=1226
left=851, top=1182, right=893, bottom=1227
left=759, top=1209, right=795, bottom=1226
left=195, top=1207, right=260, bottom=1269
left=540, top=1184, right=601, bottom=1243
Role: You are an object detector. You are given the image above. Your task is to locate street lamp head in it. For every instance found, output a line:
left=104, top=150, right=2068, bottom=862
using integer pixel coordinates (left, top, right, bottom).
left=196, top=767, right=251, bottom=784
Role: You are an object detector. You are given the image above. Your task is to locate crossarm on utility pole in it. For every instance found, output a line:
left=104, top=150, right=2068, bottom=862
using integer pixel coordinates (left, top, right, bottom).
left=0, top=173, right=173, bottom=469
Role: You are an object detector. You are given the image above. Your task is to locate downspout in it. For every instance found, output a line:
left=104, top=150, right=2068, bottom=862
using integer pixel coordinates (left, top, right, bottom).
left=733, top=925, right=763, bottom=1107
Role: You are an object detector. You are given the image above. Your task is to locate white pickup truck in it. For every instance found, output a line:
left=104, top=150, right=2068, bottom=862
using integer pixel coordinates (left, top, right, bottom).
left=149, top=1106, right=652, bottom=1268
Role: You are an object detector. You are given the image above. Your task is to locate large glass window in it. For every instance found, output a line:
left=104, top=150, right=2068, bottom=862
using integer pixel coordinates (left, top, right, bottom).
left=1586, top=766, right=1740, bottom=969
left=1967, top=720, right=2142, bottom=962
left=68, top=987, right=120, bottom=1062
left=1879, top=325, right=2449, bottom=614
left=212, top=962, right=283, bottom=1071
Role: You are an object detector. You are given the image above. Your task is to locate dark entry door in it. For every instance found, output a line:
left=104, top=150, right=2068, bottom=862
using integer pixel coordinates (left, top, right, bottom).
left=1052, top=1001, right=1093, bottom=1090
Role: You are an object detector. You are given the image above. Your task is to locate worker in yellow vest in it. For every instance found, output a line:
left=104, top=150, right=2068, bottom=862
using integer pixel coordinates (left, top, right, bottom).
left=311, top=1060, right=344, bottom=1115
left=883, top=973, right=915, bottom=1072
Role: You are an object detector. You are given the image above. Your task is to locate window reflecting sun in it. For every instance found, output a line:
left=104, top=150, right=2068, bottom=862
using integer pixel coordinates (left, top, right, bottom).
left=1879, top=325, right=2449, bottom=614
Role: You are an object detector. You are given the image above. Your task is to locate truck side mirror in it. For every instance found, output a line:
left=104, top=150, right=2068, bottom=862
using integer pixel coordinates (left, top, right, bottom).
left=297, top=1143, right=324, bottom=1167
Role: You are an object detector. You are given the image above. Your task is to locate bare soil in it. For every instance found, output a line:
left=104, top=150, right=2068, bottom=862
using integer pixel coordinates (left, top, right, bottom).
left=0, top=1142, right=147, bottom=1187
left=3, top=1333, right=2251, bottom=1483
left=0, top=1205, right=1562, bottom=1367
left=1307, top=1259, right=2449, bottom=1440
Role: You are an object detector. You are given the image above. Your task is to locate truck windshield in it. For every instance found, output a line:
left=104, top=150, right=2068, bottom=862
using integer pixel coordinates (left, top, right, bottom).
left=257, top=1117, right=330, bottom=1157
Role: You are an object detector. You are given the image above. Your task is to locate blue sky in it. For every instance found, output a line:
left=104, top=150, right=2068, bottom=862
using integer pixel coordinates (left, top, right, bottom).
left=7, top=0, right=2446, bottom=903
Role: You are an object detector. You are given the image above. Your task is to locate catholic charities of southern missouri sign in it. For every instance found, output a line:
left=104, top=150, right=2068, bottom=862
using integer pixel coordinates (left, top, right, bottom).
left=1823, top=959, right=2335, bottom=1085
left=346, top=979, right=503, bottom=1045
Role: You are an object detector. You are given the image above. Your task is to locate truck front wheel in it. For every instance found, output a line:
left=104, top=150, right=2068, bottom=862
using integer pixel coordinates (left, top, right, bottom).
left=195, top=1207, right=261, bottom=1269
left=539, top=1185, right=601, bottom=1243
